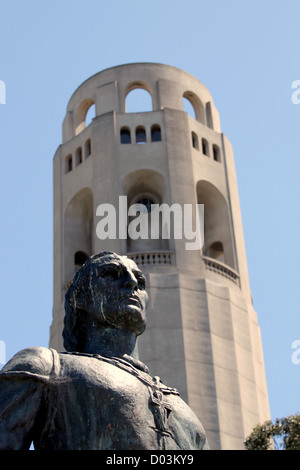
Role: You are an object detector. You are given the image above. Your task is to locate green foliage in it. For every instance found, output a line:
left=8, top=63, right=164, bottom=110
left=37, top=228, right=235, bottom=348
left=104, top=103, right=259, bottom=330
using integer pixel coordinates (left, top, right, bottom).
left=244, top=414, right=300, bottom=450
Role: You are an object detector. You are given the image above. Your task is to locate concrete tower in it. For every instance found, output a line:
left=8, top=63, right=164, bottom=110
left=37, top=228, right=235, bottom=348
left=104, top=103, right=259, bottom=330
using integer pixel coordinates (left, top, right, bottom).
left=50, top=63, right=270, bottom=450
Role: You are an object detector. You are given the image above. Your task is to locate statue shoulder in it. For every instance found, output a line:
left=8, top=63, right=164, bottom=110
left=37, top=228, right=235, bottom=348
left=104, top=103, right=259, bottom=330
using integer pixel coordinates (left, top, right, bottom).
left=0, top=346, right=57, bottom=377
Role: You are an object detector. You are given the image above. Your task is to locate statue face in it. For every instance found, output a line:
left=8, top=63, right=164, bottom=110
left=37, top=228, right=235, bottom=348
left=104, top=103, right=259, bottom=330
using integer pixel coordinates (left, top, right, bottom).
left=87, top=255, right=148, bottom=336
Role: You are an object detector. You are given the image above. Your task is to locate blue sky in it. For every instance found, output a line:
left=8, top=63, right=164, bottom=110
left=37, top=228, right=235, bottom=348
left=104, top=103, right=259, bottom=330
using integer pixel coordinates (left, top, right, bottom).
left=0, top=0, right=299, bottom=429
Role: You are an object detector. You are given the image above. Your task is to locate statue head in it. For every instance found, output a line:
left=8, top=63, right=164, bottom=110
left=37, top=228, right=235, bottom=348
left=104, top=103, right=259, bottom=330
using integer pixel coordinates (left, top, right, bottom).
left=63, top=251, right=148, bottom=352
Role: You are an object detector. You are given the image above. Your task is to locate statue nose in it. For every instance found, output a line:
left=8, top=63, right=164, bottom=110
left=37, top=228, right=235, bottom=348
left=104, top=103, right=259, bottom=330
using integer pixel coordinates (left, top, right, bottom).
left=123, top=272, right=138, bottom=289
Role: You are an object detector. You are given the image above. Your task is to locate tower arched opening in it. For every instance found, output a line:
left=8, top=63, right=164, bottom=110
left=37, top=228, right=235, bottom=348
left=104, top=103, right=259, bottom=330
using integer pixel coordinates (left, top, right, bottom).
left=207, top=241, right=224, bottom=263
left=74, top=98, right=95, bottom=135
left=192, top=132, right=199, bottom=150
left=122, top=169, right=168, bottom=253
left=85, top=139, right=91, bottom=158
left=196, top=180, right=235, bottom=269
left=75, top=147, right=83, bottom=166
left=125, top=83, right=153, bottom=113
left=202, top=138, right=209, bottom=156
left=151, top=125, right=162, bottom=142
left=183, top=91, right=205, bottom=124
left=213, top=144, right=221, bottom=162
left=74, top=251, right=89, bottom=272
left=65, top=154, right=73, bottom=173
left=64, top=188, right=93, bottom=283
left=136, top=126, right=146, bottom=144
left=120, top=127, right=131, bottom=144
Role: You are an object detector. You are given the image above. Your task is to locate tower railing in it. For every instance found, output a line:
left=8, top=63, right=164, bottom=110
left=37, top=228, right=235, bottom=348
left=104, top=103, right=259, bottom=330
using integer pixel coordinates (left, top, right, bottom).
left=203, top=255, right=240, bottom=286
left=63, top=253, right=240, bottom=294
left=127, top=251, right=175, bottom=267
left=62, top=251, right=175, bottom=294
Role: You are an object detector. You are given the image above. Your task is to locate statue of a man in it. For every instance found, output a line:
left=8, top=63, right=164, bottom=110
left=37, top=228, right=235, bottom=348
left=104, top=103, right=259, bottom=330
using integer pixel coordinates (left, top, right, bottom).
left=0, top=252, right=209, bottom=450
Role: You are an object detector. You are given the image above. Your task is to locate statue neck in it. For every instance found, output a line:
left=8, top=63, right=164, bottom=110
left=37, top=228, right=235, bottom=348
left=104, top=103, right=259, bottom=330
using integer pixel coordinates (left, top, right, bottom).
left=82, top=324, right=139, bottom=360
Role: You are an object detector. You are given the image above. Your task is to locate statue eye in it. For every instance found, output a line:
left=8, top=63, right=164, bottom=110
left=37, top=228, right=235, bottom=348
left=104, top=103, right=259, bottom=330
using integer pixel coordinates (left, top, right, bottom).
left=137, top=275, right=146, bottom=289
left=100, top=267, right=119, bottom=280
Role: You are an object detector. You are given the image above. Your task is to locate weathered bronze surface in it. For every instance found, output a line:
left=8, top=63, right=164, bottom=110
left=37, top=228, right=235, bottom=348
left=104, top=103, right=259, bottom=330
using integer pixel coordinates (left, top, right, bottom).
left=0, top=252, right=209, bottom=450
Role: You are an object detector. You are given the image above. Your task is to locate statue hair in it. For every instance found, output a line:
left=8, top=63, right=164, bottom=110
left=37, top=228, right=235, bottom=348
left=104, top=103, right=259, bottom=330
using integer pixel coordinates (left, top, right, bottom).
left=63, top=251, right=118, bottom=352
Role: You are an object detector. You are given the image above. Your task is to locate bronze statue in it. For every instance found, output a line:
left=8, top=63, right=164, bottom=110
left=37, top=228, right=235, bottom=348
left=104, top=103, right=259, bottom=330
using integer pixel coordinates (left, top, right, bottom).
left=0, top=252, right=209, bottom=450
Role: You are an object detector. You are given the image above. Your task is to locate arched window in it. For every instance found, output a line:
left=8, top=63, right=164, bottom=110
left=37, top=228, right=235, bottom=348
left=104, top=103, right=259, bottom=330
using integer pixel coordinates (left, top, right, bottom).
left=151, top=125, right=161, bottom=142
left=135, top=197, right=155, bottom=213
left=75, top=147, right=83, bottom=166
left=75, top=99, right=95, bottom=135
left=74, top=251, right=89, bottom=271
left=0, top=80, right=6, bottom=105
left=136, top=126, right=146, bottom=144
left=213, top=144, right=221, bottom=162
left=126, top=87, right=153, bottom=113
left=122, top=169, right=168, bottom=254
left=65, top=154, right=73, bottom=173
left=207, top=241, right=224, bottom=263
left=183, top=91, right=205, bottom=124
left=202, top=138, right=209, bottom=156
left=85, top=139, right=91, bottom=158
left=183, top=96, right=196, bottom=120
left=192, top=132, right=199, bottom=150
left=120, top=127, right=131, bottom=144
left=127, top=193, right=164, bottom=253
left=197, top=181, right=235, bottom=269
left=64, top=188, right=93, bottom=283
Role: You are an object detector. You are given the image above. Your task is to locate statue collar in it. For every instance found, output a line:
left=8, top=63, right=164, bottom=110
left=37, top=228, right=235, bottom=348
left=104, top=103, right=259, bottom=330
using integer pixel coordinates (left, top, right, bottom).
left=61, top=351, right=179, bottom=396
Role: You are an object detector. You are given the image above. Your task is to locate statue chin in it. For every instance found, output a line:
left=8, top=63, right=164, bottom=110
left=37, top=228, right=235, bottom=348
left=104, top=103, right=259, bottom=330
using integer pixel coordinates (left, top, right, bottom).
left=99, top=309, right=146, bottom=337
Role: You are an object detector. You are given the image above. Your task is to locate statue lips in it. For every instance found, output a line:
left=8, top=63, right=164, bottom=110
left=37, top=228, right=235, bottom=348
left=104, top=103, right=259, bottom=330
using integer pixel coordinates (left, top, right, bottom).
left=120, top=294, right=142, bottom=309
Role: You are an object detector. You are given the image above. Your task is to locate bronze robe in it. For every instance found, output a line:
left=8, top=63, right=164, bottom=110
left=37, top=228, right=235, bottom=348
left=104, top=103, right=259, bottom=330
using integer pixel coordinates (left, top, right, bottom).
left=0, top=346, right=209, bottom=450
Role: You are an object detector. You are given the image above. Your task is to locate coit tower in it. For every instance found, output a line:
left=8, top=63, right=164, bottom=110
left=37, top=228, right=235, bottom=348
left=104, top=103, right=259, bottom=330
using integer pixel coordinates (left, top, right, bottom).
left=50, top=63, right=270, bottom=450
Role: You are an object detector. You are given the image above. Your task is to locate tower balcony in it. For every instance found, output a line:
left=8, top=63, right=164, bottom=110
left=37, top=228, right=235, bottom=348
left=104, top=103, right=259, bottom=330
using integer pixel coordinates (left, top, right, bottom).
left=62, top=252, right=240, bottom=295
left=126, top=250, right=175, bottom=267
left=62, top=251, right=176, bottom=295
left=203, top=255, right=240, bottom=286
